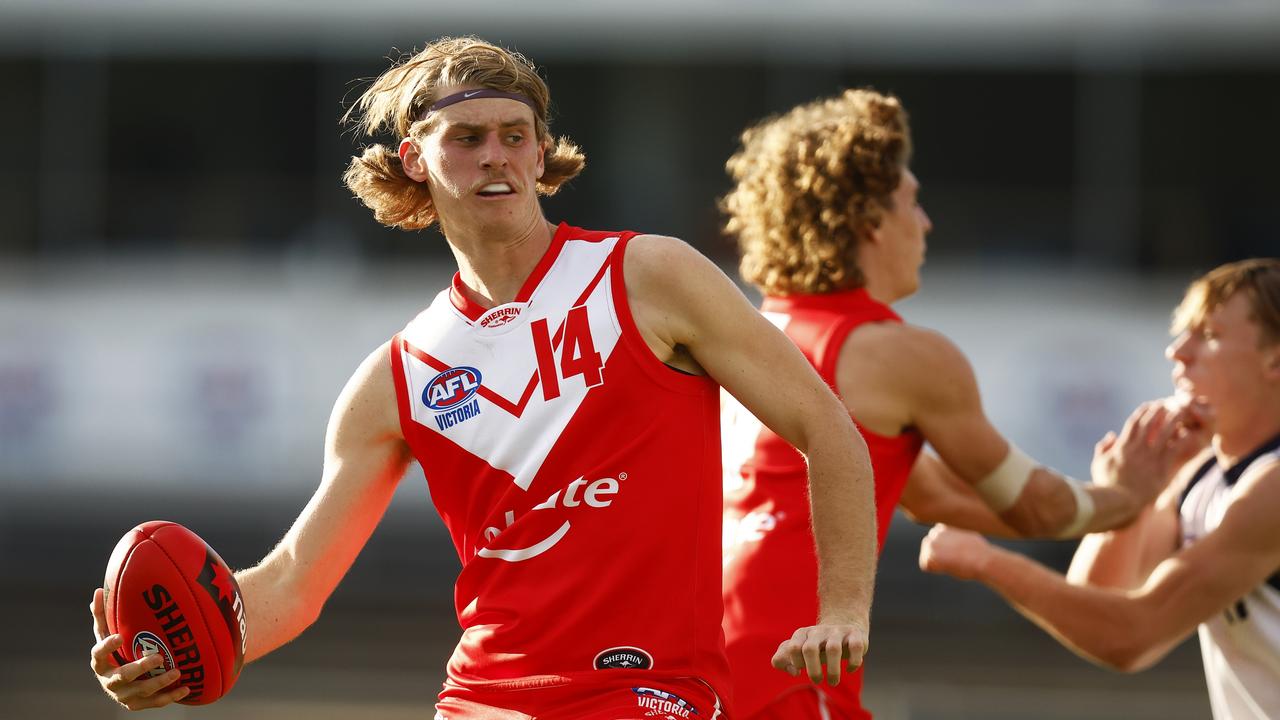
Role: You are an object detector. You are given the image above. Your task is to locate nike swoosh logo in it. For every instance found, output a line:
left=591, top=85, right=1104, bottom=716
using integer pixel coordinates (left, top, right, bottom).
left=463, top=90, right=482, bottom=98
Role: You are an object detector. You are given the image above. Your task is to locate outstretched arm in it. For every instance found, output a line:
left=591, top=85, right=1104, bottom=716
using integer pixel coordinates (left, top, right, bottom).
left=875, top=328, right=1204, bottom=537
left=235, top=341, right=412, bottom=661
left=920, top=461, right=1280, bottom=671
left=625, top=235, right=875, bottom=686
left=90, top=341, right=412, bottom=709
left=899, top=452, right=1020, bottom=537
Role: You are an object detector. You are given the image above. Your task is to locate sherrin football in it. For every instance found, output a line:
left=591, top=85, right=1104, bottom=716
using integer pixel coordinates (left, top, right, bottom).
left=103, top=520, right=247, bottom=705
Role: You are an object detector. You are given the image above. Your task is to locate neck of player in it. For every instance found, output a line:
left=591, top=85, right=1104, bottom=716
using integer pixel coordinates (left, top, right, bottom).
left=446, top=215, right=557, bottom=309
left=1212, top=394, right=1280, bottom=467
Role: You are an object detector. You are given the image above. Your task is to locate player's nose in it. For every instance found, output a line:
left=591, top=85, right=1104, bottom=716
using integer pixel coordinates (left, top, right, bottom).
left=1165, top=332, right=1191, bottom=362
left=478, top=134, right=508, bottom=168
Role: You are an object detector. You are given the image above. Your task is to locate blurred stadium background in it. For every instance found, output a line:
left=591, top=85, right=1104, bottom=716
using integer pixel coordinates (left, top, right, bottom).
left=2, top=1, right=1278, bottom=718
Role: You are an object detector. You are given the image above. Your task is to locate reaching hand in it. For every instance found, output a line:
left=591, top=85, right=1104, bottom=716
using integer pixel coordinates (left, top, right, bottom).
left=771, top=619, right=869, bottom=686
left=1091, top=398, right=1212, bottom=505
left=918, top=524, right=993, bottom=581
left=89, top=587, right=191, bottom=710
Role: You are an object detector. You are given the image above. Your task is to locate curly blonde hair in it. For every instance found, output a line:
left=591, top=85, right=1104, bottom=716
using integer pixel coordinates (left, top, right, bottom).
left=1172, top=258, right=1280, bottom=346
left=342, top=36, right=586, bottom=231
left=722, top=88, right=912, bottom=295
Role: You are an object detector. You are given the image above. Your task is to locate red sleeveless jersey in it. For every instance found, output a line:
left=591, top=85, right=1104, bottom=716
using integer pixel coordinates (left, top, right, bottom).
left=721, top=288, right=924, bottom=719
left=389, top=224, right=731, bottom=710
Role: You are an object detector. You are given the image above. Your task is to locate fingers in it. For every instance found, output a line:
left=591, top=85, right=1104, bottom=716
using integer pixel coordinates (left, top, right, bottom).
left=1116, top=401, right=1153, bottom=445
left=1151, top=406, right=1182, bottom=450
left=99, top=651, right=190, bottom=710
left=918, top=524, right=949, bottom=570
left=772, top=626, right=869, bottom=686
left=800, top=633, right=824, bottom=684
left=1134, top=402, right=1169, bottom=447
left=91, top=588, right=109, bottom=643
left=1095, top=431, right=1117, bottom=454
left=106, top=650, right=164, bottom=687
left=771, top=636, right=800, bottom=676
left=90, top=633, right=124, bottom=676
left=137, top=684, right=192, bottom=709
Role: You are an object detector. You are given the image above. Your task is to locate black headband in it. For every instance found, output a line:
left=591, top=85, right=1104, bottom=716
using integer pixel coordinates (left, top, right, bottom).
left=424, top=88, right=539, bottom=116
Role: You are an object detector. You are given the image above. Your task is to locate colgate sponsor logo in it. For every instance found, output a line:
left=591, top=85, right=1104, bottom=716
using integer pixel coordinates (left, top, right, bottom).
left=479, top=473, right=627, bottom=562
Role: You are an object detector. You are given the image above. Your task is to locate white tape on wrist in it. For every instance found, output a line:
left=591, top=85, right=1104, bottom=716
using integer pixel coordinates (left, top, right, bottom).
left=974, top=445, right=1035, bottom=512
left=1056, top=477, right=1096, bottom=539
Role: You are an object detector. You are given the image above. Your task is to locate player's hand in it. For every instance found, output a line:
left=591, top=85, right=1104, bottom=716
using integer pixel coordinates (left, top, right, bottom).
left=1091, top=399, right=1205, bottom=504
left=771, top=618, right=869, bottom=686
left=89, top=587, right=191, bottom=710
left=918, top=524, right=992, bottom=581
left=1167, top=398, right=1213, bottom=468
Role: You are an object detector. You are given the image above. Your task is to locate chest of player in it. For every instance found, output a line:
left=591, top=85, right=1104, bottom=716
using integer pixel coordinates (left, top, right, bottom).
left=397, top=239, right=628, bottom=493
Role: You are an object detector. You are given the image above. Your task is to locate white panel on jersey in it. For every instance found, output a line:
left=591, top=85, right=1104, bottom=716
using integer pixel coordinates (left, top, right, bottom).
left=1181, top=451, right=1280, bottom=720
left=399, top=237, right=623, bottom=491
left=720, top=310, right=790, bottom=492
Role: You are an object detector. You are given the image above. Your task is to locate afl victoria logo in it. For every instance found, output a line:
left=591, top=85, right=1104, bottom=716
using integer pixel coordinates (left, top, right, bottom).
left=132, top=631, right=175, bottom=678
left=423, top=366, right=482, bottom=410
left=594, top=646, right=653, bottom=670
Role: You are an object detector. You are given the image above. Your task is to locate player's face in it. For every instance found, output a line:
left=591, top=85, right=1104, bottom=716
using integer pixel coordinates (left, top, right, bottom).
left=413, top=87, right=546, bottom=233
left=1166, top=292, right=1272, bottom=411
left=872, top=168, right=932, bottom=299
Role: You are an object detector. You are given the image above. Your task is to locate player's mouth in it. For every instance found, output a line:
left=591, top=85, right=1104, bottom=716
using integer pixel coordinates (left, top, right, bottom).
left=476, top=181, right=516, bottom=198
left=1172, top=374, right=1207, bottom=402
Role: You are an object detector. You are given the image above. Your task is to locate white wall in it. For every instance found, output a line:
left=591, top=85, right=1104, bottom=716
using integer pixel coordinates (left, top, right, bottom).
left=1, top=259, right=1191, bottom=495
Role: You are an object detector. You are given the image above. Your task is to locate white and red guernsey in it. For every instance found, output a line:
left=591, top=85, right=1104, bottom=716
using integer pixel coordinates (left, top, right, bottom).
left=389, top=223, right=730, bottom=703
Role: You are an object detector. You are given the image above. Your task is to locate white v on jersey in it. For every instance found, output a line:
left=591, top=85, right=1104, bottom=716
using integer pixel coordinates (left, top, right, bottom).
left=1180, top=434, right=1280, bottom=720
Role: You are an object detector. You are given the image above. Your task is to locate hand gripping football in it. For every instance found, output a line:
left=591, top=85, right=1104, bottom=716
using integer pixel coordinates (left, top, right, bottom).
left=103, top=520, right=247, bottom=705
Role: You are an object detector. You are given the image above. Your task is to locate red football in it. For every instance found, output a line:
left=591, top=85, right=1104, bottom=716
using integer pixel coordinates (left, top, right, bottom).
left=103, top=520, right=247, bottom=705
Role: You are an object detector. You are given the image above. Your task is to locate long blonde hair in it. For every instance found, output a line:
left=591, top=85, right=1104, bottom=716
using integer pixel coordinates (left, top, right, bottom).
left=342, top=37, right=586, bottom=230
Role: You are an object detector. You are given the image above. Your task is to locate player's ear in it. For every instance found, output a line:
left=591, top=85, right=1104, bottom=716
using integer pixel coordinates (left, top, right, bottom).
left=535, top=138, right=546, bottom=180
left=399, top=138, right=429, bottom=183
left=1263, top=343, right=1280, bottom=380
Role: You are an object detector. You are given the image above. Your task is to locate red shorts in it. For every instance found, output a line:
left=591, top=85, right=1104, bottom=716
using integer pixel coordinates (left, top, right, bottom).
left=744, top=685, right=869, bottom=720
left=435, top=677, right=724, bottom=720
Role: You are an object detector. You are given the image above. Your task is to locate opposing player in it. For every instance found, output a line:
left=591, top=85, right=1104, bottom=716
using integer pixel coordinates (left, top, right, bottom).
left=88, top=37, right=878, bottom=717
left=719, top=88, right=1181, bottom=719
left=920, top=258, right=1280, bottom=720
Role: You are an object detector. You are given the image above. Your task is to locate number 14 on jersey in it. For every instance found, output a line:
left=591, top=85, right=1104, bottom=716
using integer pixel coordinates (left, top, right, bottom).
left=531, top=305, right=604, bottom=401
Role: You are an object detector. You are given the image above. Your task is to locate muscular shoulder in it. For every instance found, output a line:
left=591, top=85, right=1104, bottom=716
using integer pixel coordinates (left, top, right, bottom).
left=328, top=340, right=405, bottom=446
left=622, top=234, right=721, bottom=298
left=1227, top=457, right=1280, bottom=531
left=622, top=234, right=745, bottom=350
left=839, top=322, right=977, bottom=407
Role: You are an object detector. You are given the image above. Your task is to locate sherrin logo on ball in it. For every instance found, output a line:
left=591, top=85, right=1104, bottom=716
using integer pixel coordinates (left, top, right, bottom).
left=103, top=520, right=247, bottom=705
left=423, top=366, right=482, bottom=410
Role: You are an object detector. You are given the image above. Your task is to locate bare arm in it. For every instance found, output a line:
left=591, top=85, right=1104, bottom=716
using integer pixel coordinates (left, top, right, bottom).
left=920, top=461, right=1280, bottom=672
left=862, top=327, right=1148, bottom=537
left=1065, top=448, right=1207, bottom=590
left=899, top=452, right=1021, bottom=537
left=90, top=341, right=413, bottom=708
left=625, top=235, right=875, bottom=685
left=236, top=341, right=412, bottom=661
